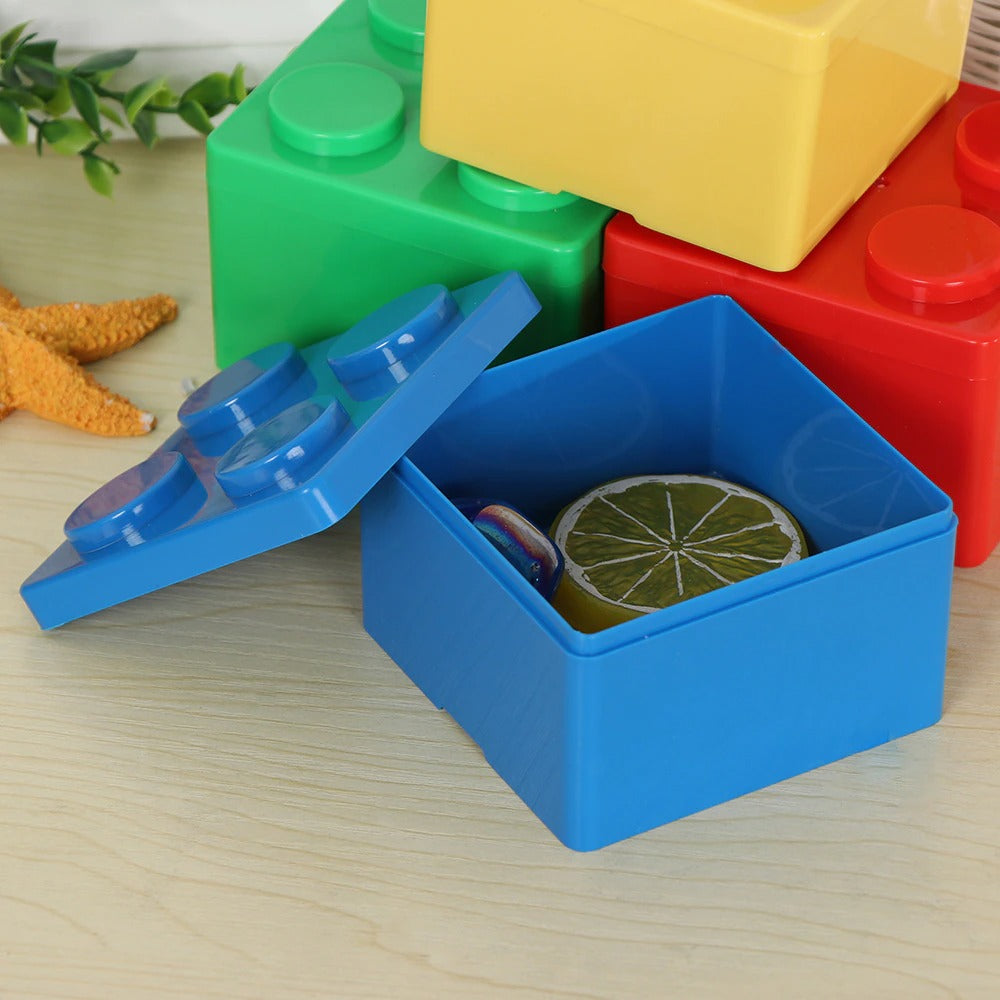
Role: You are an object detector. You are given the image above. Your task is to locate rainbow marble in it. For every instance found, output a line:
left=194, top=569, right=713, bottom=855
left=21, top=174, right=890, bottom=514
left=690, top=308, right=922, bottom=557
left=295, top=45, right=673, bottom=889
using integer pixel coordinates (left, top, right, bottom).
left=470, top=503, right=563, bottom=599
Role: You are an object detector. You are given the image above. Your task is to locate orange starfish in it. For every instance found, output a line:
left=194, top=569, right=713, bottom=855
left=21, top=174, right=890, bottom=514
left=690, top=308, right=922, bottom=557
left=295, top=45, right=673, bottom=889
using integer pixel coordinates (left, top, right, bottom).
left=0, top=285, right=178, bottom=436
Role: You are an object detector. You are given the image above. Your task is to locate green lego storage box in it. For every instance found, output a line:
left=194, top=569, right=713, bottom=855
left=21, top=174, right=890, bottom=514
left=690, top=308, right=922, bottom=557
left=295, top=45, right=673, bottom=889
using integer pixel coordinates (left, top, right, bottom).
left=206, top=0, right=613, bottom=367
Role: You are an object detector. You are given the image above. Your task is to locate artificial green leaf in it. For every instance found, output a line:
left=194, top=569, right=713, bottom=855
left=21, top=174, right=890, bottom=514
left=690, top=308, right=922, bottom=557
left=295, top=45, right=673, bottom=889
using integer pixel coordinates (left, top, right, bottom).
left=74, top=47, right=136, bottom=74
left=2, top=27, right=245, bottom=196
left=19, top=38, right=56, bottom=63
left=7, top=30, right=39, bottom=56
left=18, top=61, right=57, bottom=88
left=152, top=83, right=179, bottom=108
left=0, top=55, right=23, bottom=87
left=123, top=76, right=165, bottom=123
left=3, top=87, right=45, bottom=110
left=16, top=39, right=58, bottom=87
left=177, top=99, right=213, bottom=136
left=229, top=63, right=247, bottom=103
left=0, top=22, right=30, bottom=57
left=83, top=154, right=115, bottom=197
left=0, top=96, right=28, bottom=144
left=68, top=76, right=103, bottom=133
left=131, top=108, right=158, bottom=148
left=40, top=117, right=95, bottom=155
left=181, top=71, right=230, bottom=113
left=98, top=101, right=124, bottom=127
left=44, top=77, right=72, bottom=115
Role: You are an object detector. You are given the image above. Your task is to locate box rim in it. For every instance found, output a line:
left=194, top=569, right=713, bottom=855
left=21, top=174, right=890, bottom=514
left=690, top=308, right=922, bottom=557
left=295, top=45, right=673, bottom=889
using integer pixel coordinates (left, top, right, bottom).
left=395, top=457, right=955, bottom=658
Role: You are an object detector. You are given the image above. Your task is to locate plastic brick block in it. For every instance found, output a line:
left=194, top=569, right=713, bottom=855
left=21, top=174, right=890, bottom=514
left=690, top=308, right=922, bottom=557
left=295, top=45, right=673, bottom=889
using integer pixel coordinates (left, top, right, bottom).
left=206, top=0, right=611, bottom=369
left=360, top=295, right=956, bottom=851
left=420, top=0, right=972, bottom=271
left=21, top=273, right=540, bottom=629
left=604, top=82, right=1000, bottom=568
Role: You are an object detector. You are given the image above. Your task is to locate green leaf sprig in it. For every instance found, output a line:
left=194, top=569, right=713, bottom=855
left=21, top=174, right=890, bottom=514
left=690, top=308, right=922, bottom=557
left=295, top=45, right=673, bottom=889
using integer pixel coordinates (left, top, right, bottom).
left=0, top=22, right=248, bottom=196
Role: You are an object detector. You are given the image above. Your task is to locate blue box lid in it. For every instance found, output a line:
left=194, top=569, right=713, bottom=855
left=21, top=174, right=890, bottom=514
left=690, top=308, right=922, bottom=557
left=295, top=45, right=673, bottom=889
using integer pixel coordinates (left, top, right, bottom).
left=21, top=273, right=540, bottom=628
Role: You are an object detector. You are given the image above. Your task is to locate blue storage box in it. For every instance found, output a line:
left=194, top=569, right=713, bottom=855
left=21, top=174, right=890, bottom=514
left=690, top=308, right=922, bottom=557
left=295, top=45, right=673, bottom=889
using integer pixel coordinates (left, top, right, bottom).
left=360, top=295, right=957, bottom=851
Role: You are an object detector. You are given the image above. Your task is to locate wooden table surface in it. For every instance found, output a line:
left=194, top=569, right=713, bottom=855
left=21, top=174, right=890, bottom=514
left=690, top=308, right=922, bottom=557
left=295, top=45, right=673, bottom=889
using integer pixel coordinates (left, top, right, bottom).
left=2, top=140, right=999, bottom=1000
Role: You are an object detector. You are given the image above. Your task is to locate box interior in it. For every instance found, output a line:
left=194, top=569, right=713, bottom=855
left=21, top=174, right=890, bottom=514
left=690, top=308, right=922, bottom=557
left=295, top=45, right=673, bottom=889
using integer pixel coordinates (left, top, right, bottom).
left=405, top=297, right=951, bottom=615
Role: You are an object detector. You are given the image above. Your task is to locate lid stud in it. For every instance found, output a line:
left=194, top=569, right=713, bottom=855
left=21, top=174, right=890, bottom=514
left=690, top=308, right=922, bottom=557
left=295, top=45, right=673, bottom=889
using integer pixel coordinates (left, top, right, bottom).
left=64, top=451, right=201, bottom=553
left=367, top=0, right=426, bottom=53
left=178, top=342, right=307, bottom=445
left=866, top=204, right=1000, bottom=304
left=215, top=399, right=352, bottom=498
left=329, top=284, right=459, bottom=399
left=457, top=163, right=579, bottom=213
left=269, top=62, right=405, bottom=157
left=956, top=101, right=1000, bottom=194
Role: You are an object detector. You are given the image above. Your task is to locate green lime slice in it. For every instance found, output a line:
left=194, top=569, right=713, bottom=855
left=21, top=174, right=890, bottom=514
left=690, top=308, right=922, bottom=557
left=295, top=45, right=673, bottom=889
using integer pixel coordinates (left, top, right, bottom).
left=550, top=474, right=808, bottom=633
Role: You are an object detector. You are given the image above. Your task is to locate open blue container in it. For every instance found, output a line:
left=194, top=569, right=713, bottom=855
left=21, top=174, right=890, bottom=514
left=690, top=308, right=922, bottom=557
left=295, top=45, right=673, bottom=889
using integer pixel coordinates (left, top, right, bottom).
left=360, top=295, right=957, bottom=851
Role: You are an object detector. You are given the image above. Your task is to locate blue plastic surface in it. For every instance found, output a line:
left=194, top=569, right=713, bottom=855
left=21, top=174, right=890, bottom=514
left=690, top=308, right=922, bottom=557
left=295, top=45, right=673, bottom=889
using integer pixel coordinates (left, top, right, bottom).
left=360, top=295, right=958, bottom=851
left=21, top=273, right=540, bottom=629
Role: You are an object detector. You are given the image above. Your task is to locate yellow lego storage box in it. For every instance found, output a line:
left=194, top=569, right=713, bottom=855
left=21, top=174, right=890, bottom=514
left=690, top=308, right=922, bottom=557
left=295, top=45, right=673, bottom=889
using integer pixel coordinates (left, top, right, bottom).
left=420, top=0, right=973, bottom=271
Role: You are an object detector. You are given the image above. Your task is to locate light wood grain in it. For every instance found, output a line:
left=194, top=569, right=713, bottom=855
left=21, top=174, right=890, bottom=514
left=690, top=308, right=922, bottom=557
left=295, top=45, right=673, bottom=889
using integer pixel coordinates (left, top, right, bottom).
left=1, top=140, right=999, bottom=1000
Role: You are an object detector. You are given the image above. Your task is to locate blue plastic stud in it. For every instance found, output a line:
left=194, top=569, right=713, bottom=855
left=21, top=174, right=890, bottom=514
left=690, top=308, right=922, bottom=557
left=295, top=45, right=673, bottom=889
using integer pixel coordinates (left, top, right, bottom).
left=215, top=399, right=352, bottom=498
left=64, top=451, right=202, bottom=554
left=329, top=284, right=459, bottom=400
left=178, top=342, right=308, bottom=448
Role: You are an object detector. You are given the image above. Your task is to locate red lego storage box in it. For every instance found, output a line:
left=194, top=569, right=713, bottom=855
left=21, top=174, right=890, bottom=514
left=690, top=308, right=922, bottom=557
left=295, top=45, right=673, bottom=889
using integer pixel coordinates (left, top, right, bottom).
left=603, top=82, right=1000, bottom=568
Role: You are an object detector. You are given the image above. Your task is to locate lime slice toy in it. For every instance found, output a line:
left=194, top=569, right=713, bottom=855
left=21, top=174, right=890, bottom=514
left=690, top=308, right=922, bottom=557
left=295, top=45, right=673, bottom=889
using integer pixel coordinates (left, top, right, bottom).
left=550, top=474, right=808, bottom=633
